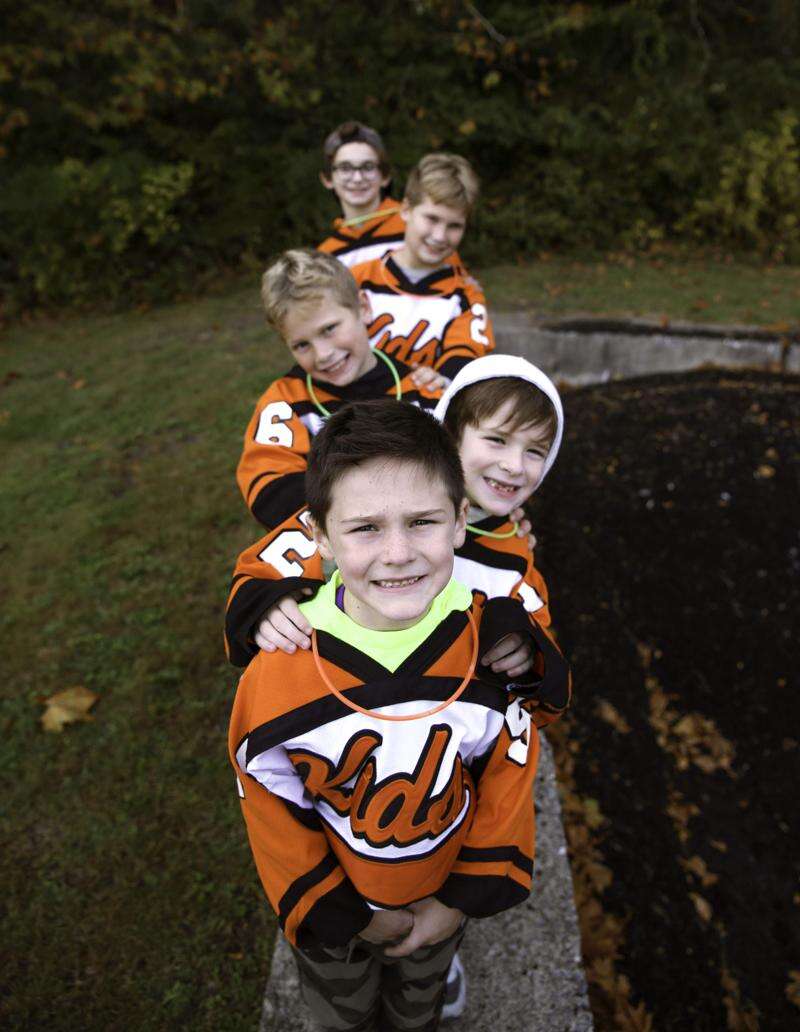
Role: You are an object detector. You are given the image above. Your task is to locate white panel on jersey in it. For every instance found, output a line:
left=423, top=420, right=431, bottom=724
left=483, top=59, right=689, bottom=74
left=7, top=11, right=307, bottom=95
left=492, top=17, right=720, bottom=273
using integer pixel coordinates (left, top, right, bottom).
left=337, top=241, right=402, bottom=269
left=453, top=555, right=543, bottom=612
left=299, top=411, right=325, bottom=437
left=365, top=292, right=463, bottom=355
left=240, top=739, right=314, bottom=810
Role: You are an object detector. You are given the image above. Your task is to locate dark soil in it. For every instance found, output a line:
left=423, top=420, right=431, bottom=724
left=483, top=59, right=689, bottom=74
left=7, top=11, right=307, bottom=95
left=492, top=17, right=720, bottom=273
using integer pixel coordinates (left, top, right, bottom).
left=534, top=369, right=800, bottom=1031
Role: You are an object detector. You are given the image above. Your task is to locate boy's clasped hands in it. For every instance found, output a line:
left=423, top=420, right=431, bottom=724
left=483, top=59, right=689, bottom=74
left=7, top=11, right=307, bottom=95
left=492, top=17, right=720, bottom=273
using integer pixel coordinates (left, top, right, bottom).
left=359, top=897, right=464, bottom=958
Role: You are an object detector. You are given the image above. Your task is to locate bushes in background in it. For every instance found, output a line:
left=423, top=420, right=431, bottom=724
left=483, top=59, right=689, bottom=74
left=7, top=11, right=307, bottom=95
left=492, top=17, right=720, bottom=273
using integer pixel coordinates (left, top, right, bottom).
left=1, top=0, right=798, bottom=312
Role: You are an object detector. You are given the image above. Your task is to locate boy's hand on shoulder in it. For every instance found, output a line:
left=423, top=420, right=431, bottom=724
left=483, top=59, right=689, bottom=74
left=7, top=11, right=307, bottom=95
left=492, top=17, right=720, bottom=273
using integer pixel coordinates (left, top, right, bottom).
left=509, top=506, right=536, bottom=548
left=359, top=908, right=414, bottom=945
left=409, top=363, right=450, bottom=392
left=254, top=590, right=314, bottom=654
left=481, top=631, right=534, bottom=679
left=382, top=897, right=463, bottom=958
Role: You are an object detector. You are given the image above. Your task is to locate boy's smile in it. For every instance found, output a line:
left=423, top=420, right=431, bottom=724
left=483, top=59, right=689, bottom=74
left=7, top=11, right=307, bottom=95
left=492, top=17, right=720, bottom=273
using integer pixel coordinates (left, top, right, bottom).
left=395, top=199, right=466, bottom=270
left=313, top=459, right=467, bottom=631
left=282, top=291, right=377, bottom=387
left=458, top=399, right=552, bottom=517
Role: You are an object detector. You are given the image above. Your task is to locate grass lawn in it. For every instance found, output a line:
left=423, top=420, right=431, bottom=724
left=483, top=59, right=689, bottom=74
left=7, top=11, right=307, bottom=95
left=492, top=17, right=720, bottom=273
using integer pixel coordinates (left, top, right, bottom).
left=478, top=252, right=800, bottom=328
left=1, top=254, right=798, bottom=1030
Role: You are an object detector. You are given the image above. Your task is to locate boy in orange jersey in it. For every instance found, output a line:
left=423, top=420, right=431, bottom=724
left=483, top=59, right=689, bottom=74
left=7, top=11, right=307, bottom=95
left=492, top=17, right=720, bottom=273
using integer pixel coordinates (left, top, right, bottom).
left=226, top=355, right=560, bottom=670
left=237, top=248, right=446, bottom=531
left=350, top=152, right=494, bottom=380
left=317, top=120, right=407, bottom=269
left=229, top=400, right=570, bottom=1032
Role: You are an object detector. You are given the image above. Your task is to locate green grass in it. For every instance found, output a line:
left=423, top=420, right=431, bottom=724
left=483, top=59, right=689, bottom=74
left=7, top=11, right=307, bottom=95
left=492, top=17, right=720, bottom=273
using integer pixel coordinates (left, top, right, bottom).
left=0, top=284, right=282, bottom=1030
left=478, top=252, right=800, bottom=327
left=1, top=255, right=798, bottom=1029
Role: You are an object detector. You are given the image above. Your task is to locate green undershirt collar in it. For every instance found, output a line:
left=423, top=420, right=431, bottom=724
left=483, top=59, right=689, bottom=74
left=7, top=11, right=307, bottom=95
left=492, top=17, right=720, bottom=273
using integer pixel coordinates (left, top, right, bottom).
left=299, top=571, right=472, bottom=673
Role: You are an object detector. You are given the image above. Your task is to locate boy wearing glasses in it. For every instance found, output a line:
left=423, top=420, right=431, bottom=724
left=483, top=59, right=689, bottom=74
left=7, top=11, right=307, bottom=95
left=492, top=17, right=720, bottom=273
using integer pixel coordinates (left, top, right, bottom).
left=350, top=152, right=495, bottom=380
left=317, top=120, right=407, bottom=269
left=229, top=400, right=570, bottom=1032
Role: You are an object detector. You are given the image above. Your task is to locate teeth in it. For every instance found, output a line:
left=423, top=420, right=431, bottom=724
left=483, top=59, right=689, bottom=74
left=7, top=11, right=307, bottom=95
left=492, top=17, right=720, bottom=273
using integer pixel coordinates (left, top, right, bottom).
left=375, top=576, right=421, bottom=588
left=486, top=477, right=517, bottom=495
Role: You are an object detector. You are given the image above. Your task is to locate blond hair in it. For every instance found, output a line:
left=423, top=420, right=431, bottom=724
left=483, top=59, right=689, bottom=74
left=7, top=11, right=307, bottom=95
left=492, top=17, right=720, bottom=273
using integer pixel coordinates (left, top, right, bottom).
left=404, top=153, right=480, bottom=213
left=260, top=249, right=360, bottom=331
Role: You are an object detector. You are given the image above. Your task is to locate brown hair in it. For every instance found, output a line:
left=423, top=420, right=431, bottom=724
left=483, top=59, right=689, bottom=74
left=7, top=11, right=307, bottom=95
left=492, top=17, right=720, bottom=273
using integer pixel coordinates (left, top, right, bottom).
left=322, top=120, right=391, bottom=178
left=404, top=153, right=480, bottom=213
left=307, top=400, right=465, bottom=531
left=443, top=377, right=557, bottom=446
left=260, top=249, right=360, bottom=332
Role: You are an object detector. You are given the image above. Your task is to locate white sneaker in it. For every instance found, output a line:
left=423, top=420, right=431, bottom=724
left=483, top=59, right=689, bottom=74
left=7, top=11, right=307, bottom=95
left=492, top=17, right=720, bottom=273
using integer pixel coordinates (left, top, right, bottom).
left=441, top=951, right=466, bottom=1022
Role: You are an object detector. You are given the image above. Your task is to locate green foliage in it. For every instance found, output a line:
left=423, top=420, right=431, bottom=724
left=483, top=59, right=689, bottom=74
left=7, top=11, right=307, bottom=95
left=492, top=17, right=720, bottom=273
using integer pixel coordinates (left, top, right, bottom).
left=1, top=0, right=799, bottom=312
left=681, top=110, right=800, bottom=259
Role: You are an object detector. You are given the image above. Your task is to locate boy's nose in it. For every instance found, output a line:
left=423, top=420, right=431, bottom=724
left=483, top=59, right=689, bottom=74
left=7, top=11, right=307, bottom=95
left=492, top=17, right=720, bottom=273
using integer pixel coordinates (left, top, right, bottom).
left=498, top=450, right=523, bottom=474
left=382, top=529, right=413, bottom=564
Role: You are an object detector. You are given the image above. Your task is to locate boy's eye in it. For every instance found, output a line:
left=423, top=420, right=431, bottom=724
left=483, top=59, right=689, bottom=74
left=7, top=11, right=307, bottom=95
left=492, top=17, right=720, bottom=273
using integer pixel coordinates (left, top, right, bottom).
left=293, top=341, right=310, bottom=352
left=411, top=518, right=436, bottom=527
left=485, top=435, right=505, bottom=444
left=349, top=523, right=377, bottom=533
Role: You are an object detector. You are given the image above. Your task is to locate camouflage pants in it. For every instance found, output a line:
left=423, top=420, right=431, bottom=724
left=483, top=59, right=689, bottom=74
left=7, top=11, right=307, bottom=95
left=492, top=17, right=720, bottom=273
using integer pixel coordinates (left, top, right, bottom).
left=290, top=922, right=466, bottom=1032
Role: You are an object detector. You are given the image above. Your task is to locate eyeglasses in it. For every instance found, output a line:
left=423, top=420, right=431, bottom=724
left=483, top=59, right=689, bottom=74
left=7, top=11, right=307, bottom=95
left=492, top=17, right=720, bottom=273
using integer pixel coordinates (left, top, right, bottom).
left=331, top=161, right=381, bottom=179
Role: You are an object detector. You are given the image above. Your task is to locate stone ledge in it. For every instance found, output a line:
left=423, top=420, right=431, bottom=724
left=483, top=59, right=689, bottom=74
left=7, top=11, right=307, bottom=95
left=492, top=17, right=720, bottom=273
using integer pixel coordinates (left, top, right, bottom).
left=494, top=312, right=799, bottom=387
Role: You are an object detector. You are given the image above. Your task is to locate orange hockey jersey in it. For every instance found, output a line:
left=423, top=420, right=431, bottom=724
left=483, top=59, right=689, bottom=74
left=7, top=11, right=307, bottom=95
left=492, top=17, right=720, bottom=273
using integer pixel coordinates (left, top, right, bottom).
left=236, top=357, right=440, bottom=529
left=317, top=197, right=406, bottom=269
left=229, top=584, right=570, bottom=949
left=351, top=254, right=496, bottom=379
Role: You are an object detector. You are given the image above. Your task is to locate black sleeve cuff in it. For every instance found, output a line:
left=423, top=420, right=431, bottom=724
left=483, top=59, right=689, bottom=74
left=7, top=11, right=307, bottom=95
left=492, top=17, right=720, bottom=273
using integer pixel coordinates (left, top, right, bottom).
left=225, top=575, right=324, bottom=667
left=478, top=597, right=570, bottom=711
left=250, top=472, right=307, bottom=530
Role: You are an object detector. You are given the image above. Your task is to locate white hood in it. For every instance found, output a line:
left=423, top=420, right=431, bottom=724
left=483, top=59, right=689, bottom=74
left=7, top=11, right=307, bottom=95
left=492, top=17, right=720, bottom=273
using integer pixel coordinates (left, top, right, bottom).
left=433, top=354, right=564, bottom=484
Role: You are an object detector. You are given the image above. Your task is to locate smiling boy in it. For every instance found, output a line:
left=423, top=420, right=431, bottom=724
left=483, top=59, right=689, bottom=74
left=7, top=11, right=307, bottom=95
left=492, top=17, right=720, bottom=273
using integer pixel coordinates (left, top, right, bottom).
left=316, top=120, right=407, bottom=268
left=236, top=249, right=443, bottom=530
left=226, top=355, right=562, bottom=667
left=350, top=153, right=495, bottom=379
left=229, top=400, right=570, bottom=1032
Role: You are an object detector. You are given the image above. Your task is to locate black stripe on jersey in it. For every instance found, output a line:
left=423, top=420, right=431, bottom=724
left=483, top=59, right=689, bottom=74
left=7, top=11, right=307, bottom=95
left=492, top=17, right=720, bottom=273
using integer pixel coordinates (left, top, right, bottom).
left=328, top=231, right=405, bottom=256
left=282, top=796, right=326, bottom=831
left=435, top=873, right=530, bottom=917
left=457, top=845, right=534, bottom=876
left=243, top=676, right=507, bottom=760
left=226, top=574, right=323, bottom=667
left=440, top=352, right=480, bottom=380
left=278, top=852, right=339, bottom=927
left=383, top=256, right=463, bottom=295
left=250, top=472, right=306, bottom=529
left=295, top=880, right=373, bottom=949
left=456, top=534, right=528, bottom=577
left=393, top=610, right=471, bottom=681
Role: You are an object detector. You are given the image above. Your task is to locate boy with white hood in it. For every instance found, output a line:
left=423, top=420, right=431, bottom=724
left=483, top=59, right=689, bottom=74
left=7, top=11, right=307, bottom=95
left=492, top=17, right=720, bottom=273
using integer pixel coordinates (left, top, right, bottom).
left=226, top=354, right=563, bottom=668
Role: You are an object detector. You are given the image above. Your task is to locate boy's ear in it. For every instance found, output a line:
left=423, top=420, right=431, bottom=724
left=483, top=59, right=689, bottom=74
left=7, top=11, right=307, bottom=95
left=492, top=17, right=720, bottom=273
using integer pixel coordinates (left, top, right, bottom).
left=310, top=517, right=335, bottom=561
left=453, top=497, right=469, bottom=549
left=358, top=289, right=373, bottom=323
left=399, top=198, right=411, bottom=223
left=319, top=171, right=335, bottom=191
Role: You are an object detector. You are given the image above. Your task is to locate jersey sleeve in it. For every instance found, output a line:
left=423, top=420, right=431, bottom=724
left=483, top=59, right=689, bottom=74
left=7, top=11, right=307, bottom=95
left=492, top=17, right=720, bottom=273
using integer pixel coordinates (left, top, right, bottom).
left=436, top=280, right=496, bottom=379
left=479, top=596, right=571, bottom=729
left=434, top=696, right=539, bottom=917
left=230, top=660, right=372, bottom=948
left=512, top=551, right=552, bottom=629
left=225, top=511, right=325, bottom=667
left=236, top=380, right=313, bottom=529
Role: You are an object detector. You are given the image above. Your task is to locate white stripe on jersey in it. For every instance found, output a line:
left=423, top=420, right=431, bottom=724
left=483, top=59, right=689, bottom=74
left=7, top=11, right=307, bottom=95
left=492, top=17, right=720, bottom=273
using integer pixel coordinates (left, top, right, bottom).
left=452, top=555, right=544, bottom=613
left=242, top=700, right=505, bottom=861
left=364, top=292, right=464, bottom=354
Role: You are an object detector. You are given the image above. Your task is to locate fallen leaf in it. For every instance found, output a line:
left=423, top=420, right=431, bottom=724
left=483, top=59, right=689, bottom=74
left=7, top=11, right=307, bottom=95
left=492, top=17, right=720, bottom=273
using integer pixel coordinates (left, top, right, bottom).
left=787, top=971, right=800, bottom=1009
left=458, top=119, right=476, bottom=135
left=680, top=855, right=719, bottom=887
left=689, top=892, right=712, bottom=922
left=710, top=839, right=728, bottom=853
left=595, top=699, right=632, bottom=734
left=754, top=464, right=775, bottom=479
left=72, top=379, right=86, bottom=390
left=40, top=685, right=98, bottom=733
